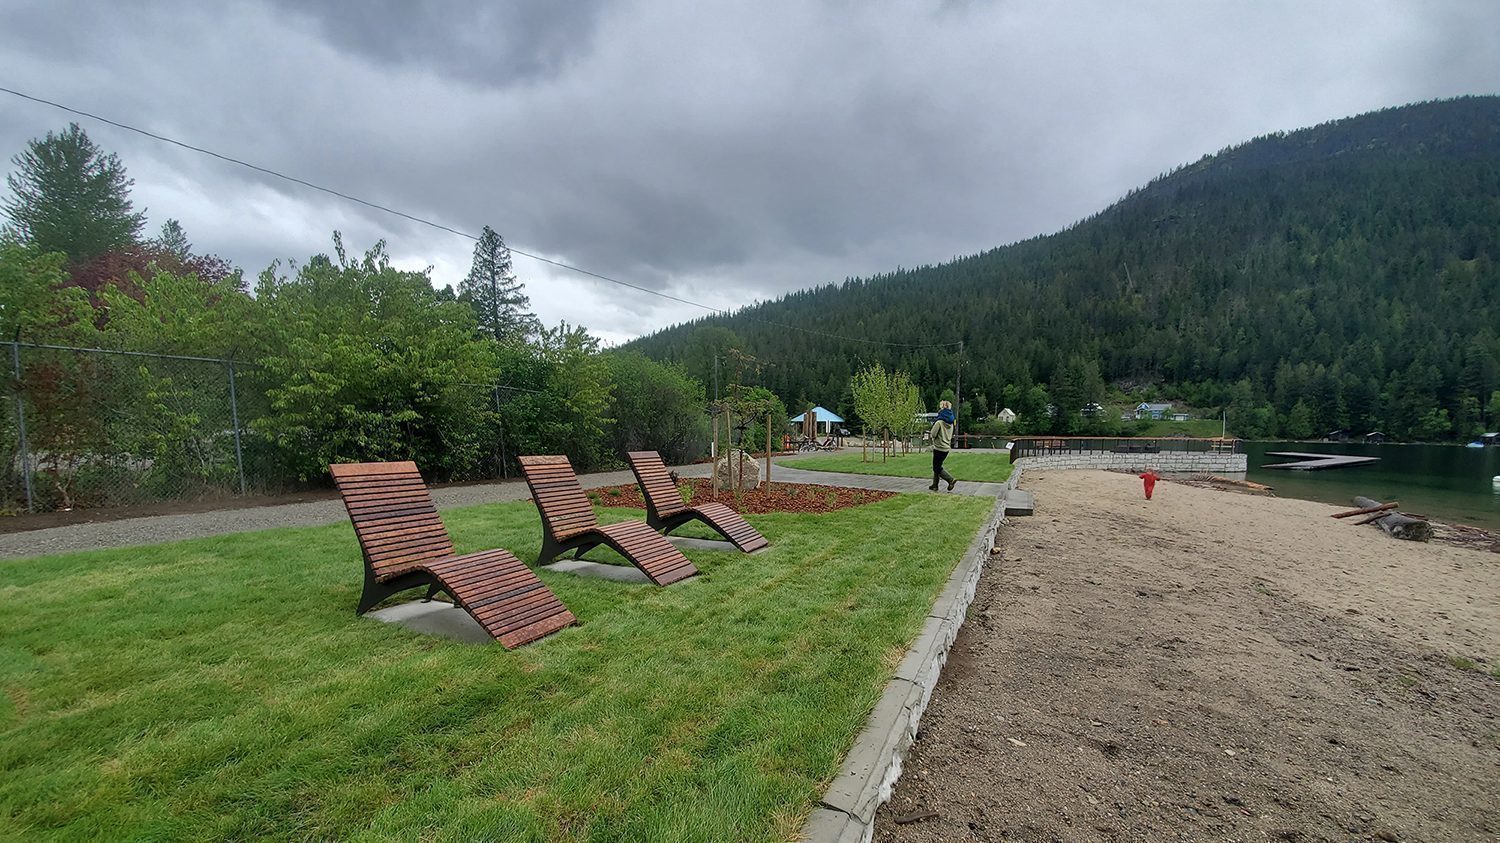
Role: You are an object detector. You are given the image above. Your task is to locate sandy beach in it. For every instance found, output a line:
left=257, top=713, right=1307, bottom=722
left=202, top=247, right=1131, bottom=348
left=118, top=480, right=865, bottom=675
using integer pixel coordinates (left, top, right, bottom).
left=875, top=469, right=1499, bottom=842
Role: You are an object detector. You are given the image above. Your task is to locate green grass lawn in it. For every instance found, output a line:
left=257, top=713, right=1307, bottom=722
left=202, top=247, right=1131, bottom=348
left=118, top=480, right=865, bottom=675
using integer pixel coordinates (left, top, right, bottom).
left=788, top=450, right=1013, bottom=483
left=0, top=493, right=990, bottom=841
left=1128, top=418, right=1230, bottom=438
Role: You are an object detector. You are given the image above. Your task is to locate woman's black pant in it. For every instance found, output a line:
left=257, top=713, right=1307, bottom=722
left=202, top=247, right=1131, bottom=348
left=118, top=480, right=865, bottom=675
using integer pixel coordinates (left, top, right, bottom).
left=931, top=449, right=955, bottom=488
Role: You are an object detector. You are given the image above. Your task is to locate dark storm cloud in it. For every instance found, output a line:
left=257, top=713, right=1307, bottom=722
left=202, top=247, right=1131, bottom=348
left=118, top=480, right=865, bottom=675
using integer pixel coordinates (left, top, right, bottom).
left=266, top=0, right=608, bottom=86
left=1, top=0, right=1498, bottom=341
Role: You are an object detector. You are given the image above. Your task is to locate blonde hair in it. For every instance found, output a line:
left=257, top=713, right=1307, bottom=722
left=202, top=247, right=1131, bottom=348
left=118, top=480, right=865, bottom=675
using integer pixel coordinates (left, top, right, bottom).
left=939, top=400, right=952, bottom=410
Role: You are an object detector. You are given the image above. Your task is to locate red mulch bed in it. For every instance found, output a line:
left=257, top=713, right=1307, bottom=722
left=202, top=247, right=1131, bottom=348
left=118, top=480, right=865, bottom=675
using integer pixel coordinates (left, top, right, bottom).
left=589, top=477, right=894, bottom=514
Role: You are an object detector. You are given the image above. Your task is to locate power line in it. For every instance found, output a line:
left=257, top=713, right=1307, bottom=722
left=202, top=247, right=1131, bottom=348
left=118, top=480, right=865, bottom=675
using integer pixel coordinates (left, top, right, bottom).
left=0, top=85, right=962, bottom=350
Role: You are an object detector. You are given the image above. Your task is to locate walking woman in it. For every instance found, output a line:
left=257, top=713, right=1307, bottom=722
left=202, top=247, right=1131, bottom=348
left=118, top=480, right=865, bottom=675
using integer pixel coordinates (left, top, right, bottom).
left=929, top=400, right=957, bottom=491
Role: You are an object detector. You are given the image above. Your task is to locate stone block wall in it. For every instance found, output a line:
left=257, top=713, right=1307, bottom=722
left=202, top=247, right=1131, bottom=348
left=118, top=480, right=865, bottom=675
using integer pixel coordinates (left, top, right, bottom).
left=1017, top=452, right=1247, bottom=473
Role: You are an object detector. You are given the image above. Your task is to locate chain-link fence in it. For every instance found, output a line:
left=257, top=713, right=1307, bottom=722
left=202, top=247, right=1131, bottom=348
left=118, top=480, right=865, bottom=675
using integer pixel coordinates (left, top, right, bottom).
left=1, top=343, right=534, bottom=514
left=2, top=342, right=249, bottom=513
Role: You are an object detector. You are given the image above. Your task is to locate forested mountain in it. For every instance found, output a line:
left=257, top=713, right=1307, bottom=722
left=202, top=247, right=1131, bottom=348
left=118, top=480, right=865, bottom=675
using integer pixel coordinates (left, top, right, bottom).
left=628, top=96, right=1500, bottom=441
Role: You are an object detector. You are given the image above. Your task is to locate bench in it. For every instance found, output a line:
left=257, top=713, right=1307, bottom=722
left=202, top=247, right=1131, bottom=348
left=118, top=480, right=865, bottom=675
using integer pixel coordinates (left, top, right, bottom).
left=518, top=455, right=698, bottom=586
left=626, top=450, right=769, bottom=553
left=330, top=461, right=576, bottom=649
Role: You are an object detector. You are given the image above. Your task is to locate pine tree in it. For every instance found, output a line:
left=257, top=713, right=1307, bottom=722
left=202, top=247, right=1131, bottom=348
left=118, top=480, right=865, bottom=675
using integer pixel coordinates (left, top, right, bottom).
left=459, top=225, right=535, bottom=342
left=155, top=218, right=191, bottom=258
left=3, top=123, right=145, bottom=262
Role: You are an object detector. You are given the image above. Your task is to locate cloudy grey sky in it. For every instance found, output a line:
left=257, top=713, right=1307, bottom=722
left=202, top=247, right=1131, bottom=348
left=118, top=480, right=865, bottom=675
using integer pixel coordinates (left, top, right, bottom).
left=2, top=0, right=1497, bottom=343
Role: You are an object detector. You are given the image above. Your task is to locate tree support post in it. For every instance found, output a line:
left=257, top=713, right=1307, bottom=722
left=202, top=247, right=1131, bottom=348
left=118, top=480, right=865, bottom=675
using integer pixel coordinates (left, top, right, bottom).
left=764, top=412, right=772, bottom=492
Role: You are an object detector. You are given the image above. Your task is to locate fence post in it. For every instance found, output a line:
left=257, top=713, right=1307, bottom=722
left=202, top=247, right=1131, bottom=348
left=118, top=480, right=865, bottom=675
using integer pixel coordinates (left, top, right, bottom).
left=226, top=362, right=247, bottom=495
left=11, top=341, right=34, bottom=512
left=493, top=386, right=507, bottom=479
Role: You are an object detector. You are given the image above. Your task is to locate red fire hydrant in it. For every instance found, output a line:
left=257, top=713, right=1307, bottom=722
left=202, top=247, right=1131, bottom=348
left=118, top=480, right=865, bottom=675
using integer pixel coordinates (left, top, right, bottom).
left=1138, top=470, right=1160, bottom=500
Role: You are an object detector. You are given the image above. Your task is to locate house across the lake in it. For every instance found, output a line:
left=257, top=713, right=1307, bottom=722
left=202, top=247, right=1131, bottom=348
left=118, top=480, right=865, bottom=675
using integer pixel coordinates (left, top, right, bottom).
left=1134, top=402, right=1173, bottom=420
left=1326, top=429, right=1350, bottom=442
left=997, top=407, right=1017, bottom=424
left=1364, top=431, right=1388, bottom=444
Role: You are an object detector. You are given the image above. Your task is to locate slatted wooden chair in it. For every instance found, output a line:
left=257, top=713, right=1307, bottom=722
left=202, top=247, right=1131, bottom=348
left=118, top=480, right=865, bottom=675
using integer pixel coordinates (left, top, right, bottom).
left=625, top=450, right=769, bottom=554
left=518, top=455, right=698, bottom=586
left=330, top=461, right=577, bottom=649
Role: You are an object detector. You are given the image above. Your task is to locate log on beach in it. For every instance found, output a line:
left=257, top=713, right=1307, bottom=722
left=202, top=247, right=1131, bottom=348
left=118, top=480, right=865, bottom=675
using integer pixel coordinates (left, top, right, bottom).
left=1352, top=496, right=1432, bottom=542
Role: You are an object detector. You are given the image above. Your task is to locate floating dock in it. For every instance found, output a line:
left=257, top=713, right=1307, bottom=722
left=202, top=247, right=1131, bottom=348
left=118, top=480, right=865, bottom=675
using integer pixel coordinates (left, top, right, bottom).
left=1261, top=452, right=1381, bottom=471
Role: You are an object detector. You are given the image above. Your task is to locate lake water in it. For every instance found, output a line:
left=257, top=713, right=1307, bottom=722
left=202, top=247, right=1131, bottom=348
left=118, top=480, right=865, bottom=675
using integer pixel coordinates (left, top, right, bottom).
left=1239, top=441, right=1500, bottom=530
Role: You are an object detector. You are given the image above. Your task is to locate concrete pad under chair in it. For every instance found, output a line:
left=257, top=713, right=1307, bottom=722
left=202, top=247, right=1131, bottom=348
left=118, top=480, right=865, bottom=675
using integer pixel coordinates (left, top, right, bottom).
left=547, top=558, right=652, bottom=583
left=665, top=535, right=742, bottom=552
left=367, top=600, right=494, bottom=645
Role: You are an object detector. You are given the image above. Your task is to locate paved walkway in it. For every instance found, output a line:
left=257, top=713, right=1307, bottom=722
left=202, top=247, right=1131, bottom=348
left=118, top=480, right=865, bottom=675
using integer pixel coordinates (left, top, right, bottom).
left=0, top=464, right=715, bottom=561
left=0, top=454, right=1007, bottom=561
left=768, top=465, right=1007, bottom=497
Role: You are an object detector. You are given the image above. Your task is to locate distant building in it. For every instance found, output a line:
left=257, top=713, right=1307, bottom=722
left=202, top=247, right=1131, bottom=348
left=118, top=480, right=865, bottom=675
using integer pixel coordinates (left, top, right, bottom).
left=1170, top=413, right=1191, bottom=422
left=1134, top=402, right=1173, bottom=420
left=1364, top=431, right=1387, bottom=444
left=997, top=408, right=1017, bottom=424
left=1480, top=432, right=1499, bottom=446
left=1326, top=429, right=1350, bottom=442
left=1081, top=402, right=1104, bottom=417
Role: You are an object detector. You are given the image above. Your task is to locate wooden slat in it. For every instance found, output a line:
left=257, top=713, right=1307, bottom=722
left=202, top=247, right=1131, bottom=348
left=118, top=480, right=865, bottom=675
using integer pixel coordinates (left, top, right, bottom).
left=690, top=502, right=769, bottom=552
left=427, top=549, right=576, bottom=649
left=595, top=520, right=698, bottom=585
left=626, top=451, right=688, bottom=519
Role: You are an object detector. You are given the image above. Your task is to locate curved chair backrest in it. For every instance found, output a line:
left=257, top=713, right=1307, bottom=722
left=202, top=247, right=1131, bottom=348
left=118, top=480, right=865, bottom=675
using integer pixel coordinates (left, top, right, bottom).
left=518, top=455, right=600, bottom=540
left=625, top=451, right=687, bottom=521
left=330, top=461, right=453, bottom=581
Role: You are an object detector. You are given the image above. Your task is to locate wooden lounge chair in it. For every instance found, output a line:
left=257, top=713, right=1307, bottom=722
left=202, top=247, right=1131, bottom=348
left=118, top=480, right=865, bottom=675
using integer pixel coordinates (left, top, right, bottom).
left=330, top=461, right=577, bottom=649
left=625, top=450, right=769, bottom=554
left=518, top=455, right=698, bottom=585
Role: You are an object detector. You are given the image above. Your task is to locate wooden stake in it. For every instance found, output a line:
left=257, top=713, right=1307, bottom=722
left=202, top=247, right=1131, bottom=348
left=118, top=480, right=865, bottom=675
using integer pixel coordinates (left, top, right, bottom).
left=765, top=412, right=773, bottom=492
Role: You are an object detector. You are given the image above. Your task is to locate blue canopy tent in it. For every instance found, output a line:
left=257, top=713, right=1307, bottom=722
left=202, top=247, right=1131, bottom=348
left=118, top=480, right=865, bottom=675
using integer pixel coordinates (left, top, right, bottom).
left=788, top=406, right=845, bottom=436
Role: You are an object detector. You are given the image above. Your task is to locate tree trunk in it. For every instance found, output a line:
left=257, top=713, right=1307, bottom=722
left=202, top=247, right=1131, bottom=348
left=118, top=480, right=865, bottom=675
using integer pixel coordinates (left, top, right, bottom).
left=1352, top=496, right=1432, bottom=541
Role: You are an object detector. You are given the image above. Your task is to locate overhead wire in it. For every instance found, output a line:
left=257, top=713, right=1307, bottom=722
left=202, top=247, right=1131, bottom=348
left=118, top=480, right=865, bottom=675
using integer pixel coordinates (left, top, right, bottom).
left=0, top=85, right=963, bottom=350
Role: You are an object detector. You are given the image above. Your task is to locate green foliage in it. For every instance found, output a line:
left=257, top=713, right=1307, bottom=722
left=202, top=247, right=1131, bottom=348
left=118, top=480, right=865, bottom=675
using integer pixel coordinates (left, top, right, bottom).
left=2, top=123, right=145, bottom=262
left=458, top=225, right=536, bottom=342
left=0, top=239, right=91, bottom=342
left=605, top=351, right=708, bottom=464
left=494, top=322, right=614, bottom=471
left=248, top=235, right=499, bottom=481
left=850, top=363, right=919, bottom=437
left=629, top=97, right=1500, bottom=443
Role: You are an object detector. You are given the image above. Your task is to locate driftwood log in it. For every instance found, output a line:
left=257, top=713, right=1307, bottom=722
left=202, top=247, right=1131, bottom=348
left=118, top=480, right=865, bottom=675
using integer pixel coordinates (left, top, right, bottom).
left=1353, top=496, right=1432, bottom=542
left=1331, top=501, right=1397, bottom=519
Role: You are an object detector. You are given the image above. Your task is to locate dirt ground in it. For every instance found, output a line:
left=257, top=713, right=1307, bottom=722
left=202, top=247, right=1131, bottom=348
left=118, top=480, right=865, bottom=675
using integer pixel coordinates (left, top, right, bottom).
left=874, top=469, right=1499, bottom=842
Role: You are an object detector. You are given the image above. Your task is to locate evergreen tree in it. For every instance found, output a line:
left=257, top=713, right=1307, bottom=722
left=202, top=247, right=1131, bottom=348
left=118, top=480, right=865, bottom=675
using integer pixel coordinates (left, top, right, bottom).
left=459, top=225, right=535, bottom=342
left=155, top=218, right=191, bottom=259
left=3, top=123, right=145, bottom=262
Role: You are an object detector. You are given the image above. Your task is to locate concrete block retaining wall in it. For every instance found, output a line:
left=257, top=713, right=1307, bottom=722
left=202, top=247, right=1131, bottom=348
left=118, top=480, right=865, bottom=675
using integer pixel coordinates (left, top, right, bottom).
left=1017, top=452, right=1247, bottom=473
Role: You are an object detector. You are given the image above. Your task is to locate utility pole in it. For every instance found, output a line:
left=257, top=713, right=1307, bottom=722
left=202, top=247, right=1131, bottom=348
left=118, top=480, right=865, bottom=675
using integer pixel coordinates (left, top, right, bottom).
left=713, top=354, right=719, bottom=403
left=954, top=340, right=964, bottom=440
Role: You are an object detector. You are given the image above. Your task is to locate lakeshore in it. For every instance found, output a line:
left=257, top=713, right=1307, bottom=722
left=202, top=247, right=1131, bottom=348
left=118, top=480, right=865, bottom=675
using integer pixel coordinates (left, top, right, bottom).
left=876, top=469, right=1499, bottom=842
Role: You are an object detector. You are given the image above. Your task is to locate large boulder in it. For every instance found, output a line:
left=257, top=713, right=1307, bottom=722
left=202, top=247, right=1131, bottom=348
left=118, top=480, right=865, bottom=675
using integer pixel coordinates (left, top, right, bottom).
left=714, top=449, right=764, bottom=490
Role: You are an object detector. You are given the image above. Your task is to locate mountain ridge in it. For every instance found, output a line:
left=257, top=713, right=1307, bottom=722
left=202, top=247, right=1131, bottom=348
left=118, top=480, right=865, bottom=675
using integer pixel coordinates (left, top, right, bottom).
left=628, top=96, right=1500, bottom=441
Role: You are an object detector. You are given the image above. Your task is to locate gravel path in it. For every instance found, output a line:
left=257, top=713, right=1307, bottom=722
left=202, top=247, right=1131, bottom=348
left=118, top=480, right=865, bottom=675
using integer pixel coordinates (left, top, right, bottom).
left=0, top=464, right=713, bottom=561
